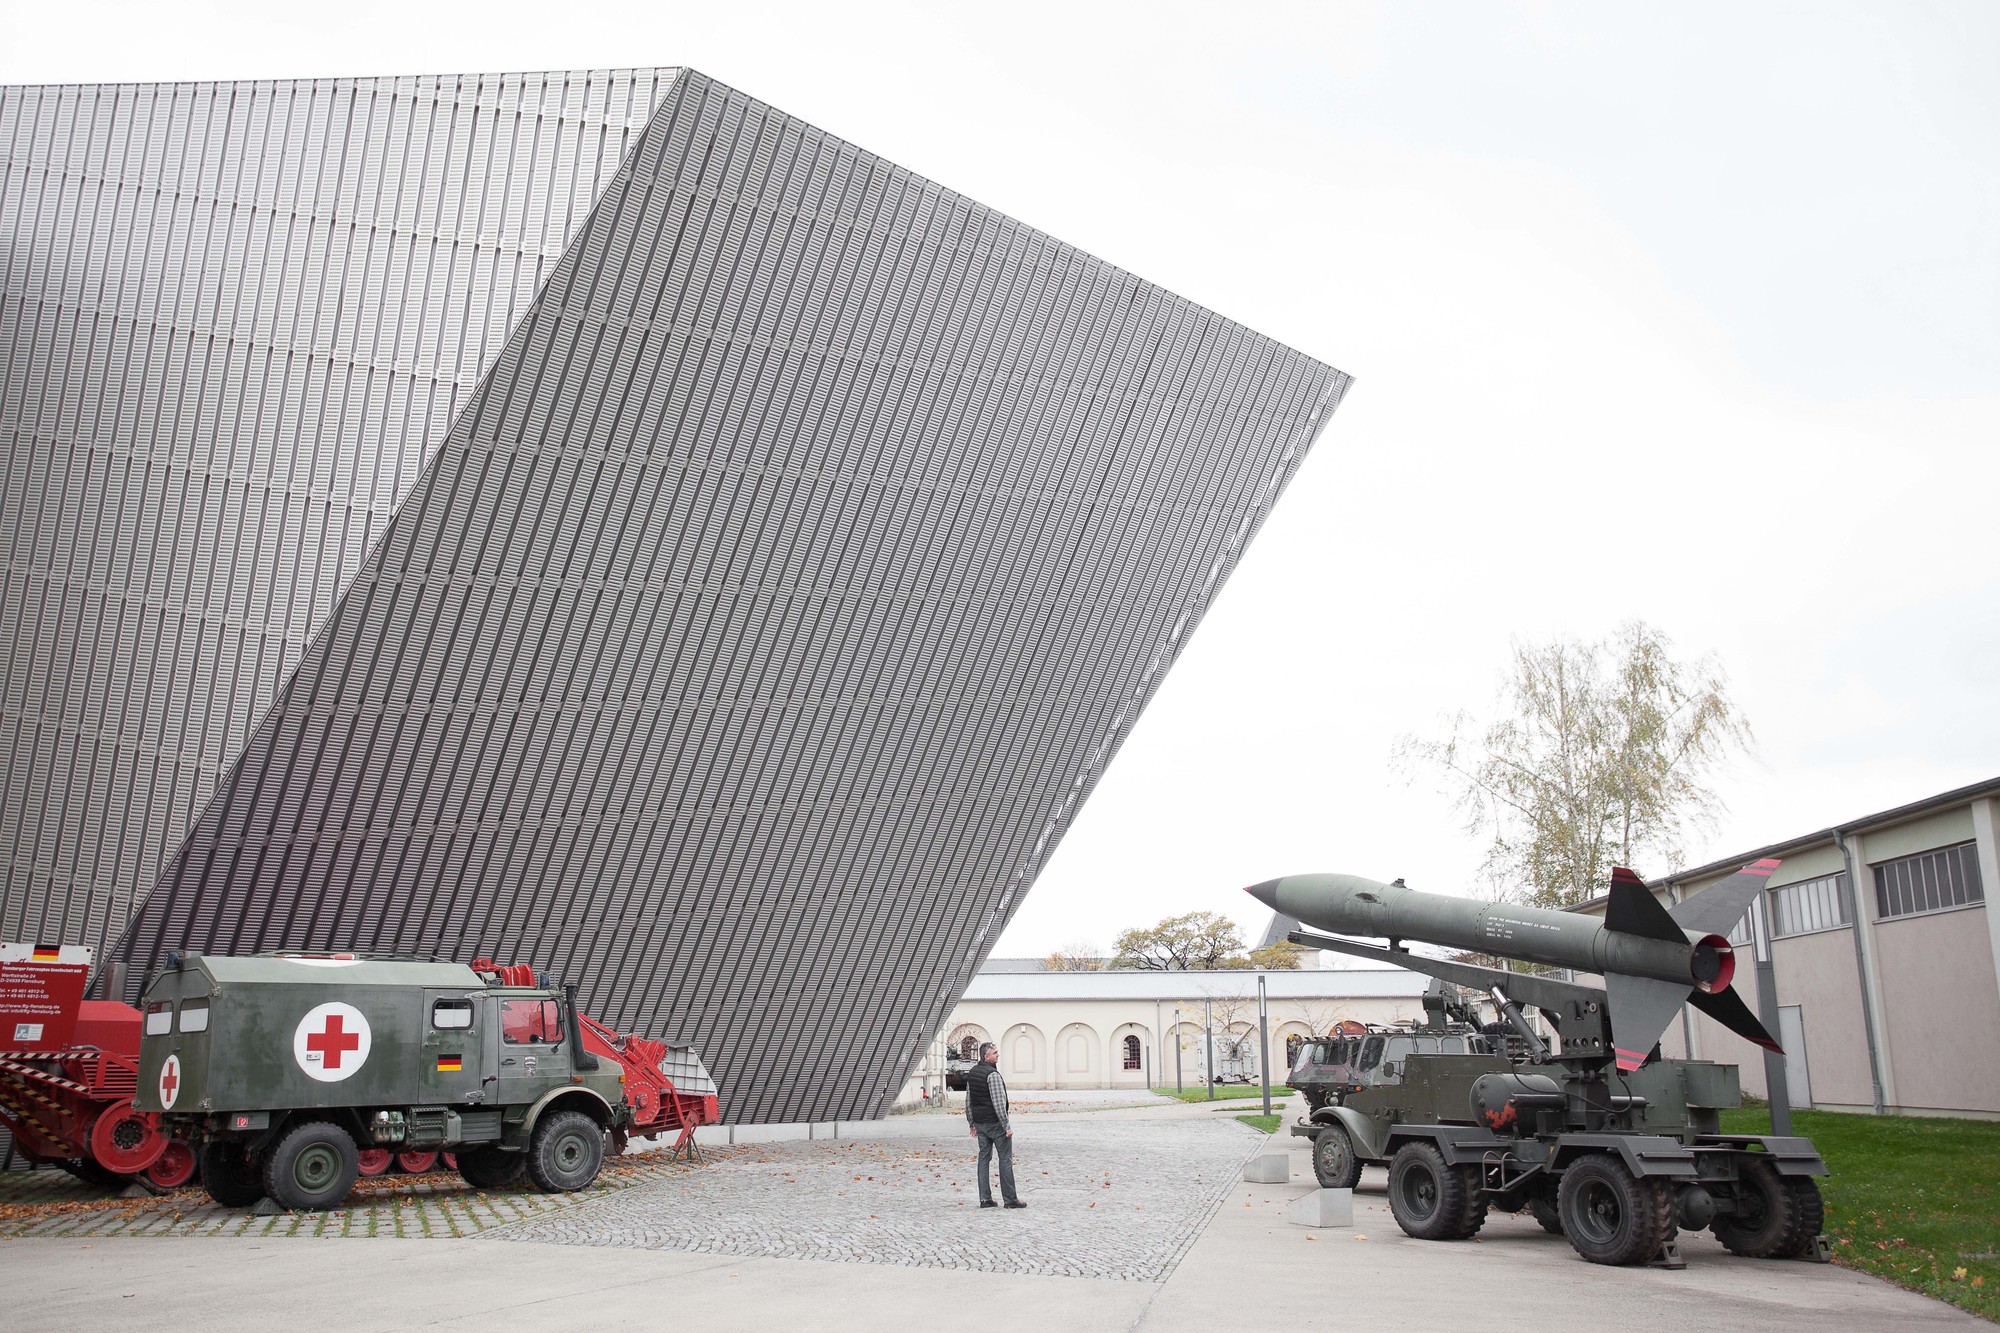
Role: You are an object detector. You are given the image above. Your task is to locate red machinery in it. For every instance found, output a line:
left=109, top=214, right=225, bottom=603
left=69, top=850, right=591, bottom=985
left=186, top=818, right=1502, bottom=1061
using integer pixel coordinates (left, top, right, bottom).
left=472, top=959, right=719, bottom=1157
left=0, top=944, right=195, bottom=1191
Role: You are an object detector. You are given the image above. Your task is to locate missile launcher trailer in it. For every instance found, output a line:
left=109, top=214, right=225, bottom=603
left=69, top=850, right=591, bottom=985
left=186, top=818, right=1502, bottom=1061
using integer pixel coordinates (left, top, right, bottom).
left=1253, top=862, right=1831, bottom=1268
left=137, top=953, right=633, bottom=1211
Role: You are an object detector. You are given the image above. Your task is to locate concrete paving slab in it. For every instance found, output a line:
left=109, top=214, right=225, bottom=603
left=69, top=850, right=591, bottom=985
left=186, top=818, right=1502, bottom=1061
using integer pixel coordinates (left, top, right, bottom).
left=0, top=1115, right=1983, bottom=1333
left=1133, top=1132, right=1984, bottom=1333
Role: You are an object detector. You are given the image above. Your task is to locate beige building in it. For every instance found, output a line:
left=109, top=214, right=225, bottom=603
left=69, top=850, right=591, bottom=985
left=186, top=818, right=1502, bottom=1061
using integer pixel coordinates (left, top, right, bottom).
left=927, top=966, right=1430, bottom=1092
left=1576, top=777, right=2000, bottom=1119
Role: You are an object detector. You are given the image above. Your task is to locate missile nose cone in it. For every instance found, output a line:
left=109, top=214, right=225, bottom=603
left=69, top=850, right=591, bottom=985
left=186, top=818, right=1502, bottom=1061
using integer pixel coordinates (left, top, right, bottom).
left=1244, top=879, right=1281, bottom=911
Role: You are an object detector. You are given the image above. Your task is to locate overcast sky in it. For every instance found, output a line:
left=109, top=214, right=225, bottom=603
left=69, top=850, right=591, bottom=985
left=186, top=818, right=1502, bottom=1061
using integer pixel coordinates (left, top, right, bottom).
left=6, top=1, right=1995, bottom=957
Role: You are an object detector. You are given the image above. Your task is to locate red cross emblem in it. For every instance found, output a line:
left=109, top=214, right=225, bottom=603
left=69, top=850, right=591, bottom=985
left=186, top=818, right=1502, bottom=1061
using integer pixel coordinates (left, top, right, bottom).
left=306, top=1014, right=361, bottom=1070
left=292, top=1002, right=371, bottom=1082
left=158, top=1054, right=181, bottom=1109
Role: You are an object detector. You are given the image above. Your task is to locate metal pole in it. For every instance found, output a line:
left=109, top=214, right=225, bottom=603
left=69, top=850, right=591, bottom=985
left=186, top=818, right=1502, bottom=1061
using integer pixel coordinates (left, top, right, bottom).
left=1750, top=896, right=1792, bottom=1136
left=1258, top=973, right=1271, bottom=1116
left=1204, top=997, right=1214, bottom=1101
left=1174, top=1004, right=1183, bottom=1093
left=1151, top=998, right=1160, bottom=1091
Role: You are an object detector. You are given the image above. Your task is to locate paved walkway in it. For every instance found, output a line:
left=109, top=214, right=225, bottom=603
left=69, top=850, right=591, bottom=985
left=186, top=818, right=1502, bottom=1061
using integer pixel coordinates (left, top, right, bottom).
left=1, top=1096, right=1983, bottom=1332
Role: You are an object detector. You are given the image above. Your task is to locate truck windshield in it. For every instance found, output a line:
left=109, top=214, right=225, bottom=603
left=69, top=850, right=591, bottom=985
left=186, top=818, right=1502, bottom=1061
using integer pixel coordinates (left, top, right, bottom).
left=500, top=998, right=561, bottom=1044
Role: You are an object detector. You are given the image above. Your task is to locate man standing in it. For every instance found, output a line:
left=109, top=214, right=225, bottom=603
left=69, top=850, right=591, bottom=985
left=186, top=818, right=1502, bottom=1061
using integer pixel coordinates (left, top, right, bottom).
left=964, top=1042, right=1025, bottom=1209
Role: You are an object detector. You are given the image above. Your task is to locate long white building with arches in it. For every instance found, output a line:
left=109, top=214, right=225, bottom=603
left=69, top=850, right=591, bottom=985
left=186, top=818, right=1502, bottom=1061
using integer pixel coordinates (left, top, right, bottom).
left=935, top=963, right=1431, bottom=1091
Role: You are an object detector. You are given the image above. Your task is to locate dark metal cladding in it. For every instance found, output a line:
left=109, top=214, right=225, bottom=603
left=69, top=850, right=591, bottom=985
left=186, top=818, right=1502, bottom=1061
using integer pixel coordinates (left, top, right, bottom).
left=8, top=69, right=1349, bottom=1124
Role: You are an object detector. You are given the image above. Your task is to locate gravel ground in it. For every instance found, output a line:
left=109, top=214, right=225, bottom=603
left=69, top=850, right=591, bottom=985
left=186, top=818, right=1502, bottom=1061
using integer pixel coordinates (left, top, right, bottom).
left=484, top=1116, right=1264, bottom=1280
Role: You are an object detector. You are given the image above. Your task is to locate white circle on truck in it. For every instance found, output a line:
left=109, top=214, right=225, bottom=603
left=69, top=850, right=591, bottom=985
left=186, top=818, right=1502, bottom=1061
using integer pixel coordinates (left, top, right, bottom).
left=159, top=1053, right=182, bottom=1110
left=293, top=1002, right=372, bottom=1082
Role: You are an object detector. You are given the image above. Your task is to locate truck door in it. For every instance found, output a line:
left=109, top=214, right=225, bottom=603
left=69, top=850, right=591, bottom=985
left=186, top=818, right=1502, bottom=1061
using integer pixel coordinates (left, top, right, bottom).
left=494, top=994, right=568, bottom=1103
left=421, top=991, right=486, bottom=1105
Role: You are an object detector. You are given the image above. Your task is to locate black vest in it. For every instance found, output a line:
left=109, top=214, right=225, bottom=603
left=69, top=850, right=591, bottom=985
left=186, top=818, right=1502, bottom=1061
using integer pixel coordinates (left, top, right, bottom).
left=966, top=1061, right=1002, bottom=1123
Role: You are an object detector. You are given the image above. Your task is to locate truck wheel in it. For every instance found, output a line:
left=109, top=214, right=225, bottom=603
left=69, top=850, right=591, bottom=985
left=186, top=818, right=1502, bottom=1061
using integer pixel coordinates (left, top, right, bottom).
left=146, top=1141, right=198, bottom=1191
left=394, top=1151, right=439, bottom=1174
left=1312, top=1124, right=1363, bottom=1190
left=1527, top=1189, right=1565, bottom=1236
left=263, top=1121, right=360, bottom=1211
left=1558, top=1154, right=1674, bottom=1265
left=1776, top=1177, right=1826, bottom=1257
left=199, top=1141, right=265, bottom=1207
left=60, top=1158, right=127, bottom=1191
left=1714, top=1158, right=1809, bottom=1258
left=355, top=1149, right=393, bottom=1177
left=1388, top=1142, right=1485, bottom=1240
left=528, top=1110, right=605, bottom=1193
left=457, top=1146, right=529, bottom=1190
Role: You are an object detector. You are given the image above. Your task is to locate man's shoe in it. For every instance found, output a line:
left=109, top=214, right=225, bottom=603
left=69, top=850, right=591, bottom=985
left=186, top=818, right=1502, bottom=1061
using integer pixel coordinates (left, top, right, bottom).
left=1004, top=1200, right=1028, bottom=1209
left=980, top=1200, right=998, bottom=1208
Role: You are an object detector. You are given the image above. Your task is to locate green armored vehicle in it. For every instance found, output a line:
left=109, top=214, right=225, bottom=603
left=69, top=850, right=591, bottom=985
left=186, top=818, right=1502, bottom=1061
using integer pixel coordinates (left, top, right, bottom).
left=135, top=952, right=627, bottom=1211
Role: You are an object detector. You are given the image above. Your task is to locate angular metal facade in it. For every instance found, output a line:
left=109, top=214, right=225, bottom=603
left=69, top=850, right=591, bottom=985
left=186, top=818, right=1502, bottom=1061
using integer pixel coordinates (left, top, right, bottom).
left=4, top=68, right=1349, bottom=1122
left=2, top=69, right=675, bottom=951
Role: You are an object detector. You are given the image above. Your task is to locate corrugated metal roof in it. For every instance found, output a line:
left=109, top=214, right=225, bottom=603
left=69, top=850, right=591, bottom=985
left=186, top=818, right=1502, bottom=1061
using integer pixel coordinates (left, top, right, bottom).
left=961, top=968, right=1426, bottom=1001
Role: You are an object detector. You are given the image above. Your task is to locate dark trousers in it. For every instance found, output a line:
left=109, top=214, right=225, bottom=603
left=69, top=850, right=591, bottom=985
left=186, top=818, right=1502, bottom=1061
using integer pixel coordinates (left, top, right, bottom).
left=974, top=1123, right=1018, bottom=1204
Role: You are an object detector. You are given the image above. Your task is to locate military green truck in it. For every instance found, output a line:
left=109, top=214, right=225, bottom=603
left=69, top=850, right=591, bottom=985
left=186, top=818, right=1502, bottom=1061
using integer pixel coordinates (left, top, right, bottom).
left=135, top=953, right=629, bottom=1211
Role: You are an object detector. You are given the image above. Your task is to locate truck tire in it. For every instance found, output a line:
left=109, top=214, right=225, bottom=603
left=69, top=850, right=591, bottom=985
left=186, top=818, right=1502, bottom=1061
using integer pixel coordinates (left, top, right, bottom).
left=263, top=1121, right=361, bottom=1212
left=1527, top=1189, right=1565, bottom=1235
left=394, top=1151, right=439, bottom=1174
left=355, top=1149, right=393, bottom=1177
left=457, top=1146, right=529, bottom=1190
left=1312, top=1123, right=1363, bottom=1190
left=59, top=1158, right=128, bottom=1191
left=1776, top=1177, right=1826, bottom=1257
left=199, top=1141, right=265, bottom=1207
left=527, top=1110, right=606, bottom=1193
left=1715, top=1158, right=1811, bottom=1259
left=1558, top=1153, right=1674, bottom=1265
left=146, top=1141, right=198, bottom=1191
left=1388, top=1141, right=1486, bottom=1240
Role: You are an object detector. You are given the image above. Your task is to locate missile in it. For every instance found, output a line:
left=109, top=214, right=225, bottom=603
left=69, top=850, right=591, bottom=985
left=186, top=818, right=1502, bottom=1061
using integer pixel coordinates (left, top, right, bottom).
left=1245, top=861, right=1784, bottom=1072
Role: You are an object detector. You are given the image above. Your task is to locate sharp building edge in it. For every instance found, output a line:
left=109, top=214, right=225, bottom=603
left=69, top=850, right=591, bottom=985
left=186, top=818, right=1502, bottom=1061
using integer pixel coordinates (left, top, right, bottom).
left=5, top=68, right=1349, bottom=1123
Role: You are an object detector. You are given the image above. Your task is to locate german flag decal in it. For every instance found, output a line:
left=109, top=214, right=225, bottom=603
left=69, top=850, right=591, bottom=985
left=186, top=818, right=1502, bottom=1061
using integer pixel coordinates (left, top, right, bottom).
left=436, top=1055, right=463, bottom=1073
left=31, top=945, right=60, bottom=962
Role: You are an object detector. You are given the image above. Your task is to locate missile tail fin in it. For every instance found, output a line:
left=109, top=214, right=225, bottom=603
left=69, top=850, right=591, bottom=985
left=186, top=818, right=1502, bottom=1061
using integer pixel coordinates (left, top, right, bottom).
left=1688, top=984, right=1783, bottom=1054
left=1605, top=972, right=1691, bottom=1072
left=1668, top=858, right=1782, bottom=939
left=1604, top=867, right=1685, bottom=942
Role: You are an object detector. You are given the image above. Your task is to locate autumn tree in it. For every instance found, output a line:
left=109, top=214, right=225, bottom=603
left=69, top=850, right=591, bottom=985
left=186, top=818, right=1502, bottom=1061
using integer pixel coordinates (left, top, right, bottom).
left=1248, top=940, right=1305, bottom=970
left=1397, top=621, right=1752, bottom=910
left=1111, top=911, right=1248, bottom=970
left=1043, top=941, right=1105, bottom=972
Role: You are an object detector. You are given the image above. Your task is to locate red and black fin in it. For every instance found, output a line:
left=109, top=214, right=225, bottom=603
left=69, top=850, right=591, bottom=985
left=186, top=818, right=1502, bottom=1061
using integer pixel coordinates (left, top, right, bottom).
left=1604, top=866, right=1685, bottom=942
left=1668, top=857, right=1782, bottom=938
left=1604, top=972, right=1692, bottom=1073
left=1688, top=983, right=1783, bottom=1054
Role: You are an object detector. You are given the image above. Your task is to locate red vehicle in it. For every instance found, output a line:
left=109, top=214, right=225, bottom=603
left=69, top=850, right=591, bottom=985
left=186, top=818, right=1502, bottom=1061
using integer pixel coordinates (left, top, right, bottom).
left=1, top=944, right=194, bottom=1190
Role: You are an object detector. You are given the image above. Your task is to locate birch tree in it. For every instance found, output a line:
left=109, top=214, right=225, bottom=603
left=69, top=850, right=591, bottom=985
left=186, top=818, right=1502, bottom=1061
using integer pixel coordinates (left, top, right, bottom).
left=1397, top=622, right=1752, bottom=909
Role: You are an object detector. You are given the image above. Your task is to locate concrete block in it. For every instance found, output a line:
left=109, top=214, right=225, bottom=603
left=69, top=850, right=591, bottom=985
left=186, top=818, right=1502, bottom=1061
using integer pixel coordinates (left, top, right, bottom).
left=1243, top=1153, right=1291, bottom=1184
left=1288, top=1187, right=1353, bottom=1228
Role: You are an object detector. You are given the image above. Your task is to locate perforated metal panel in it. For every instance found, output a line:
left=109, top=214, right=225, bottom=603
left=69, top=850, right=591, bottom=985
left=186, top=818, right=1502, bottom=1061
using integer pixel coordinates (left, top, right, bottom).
left=7, top=69, right=1349, bottom=1123
left=2, top=70, right=675, bottom=952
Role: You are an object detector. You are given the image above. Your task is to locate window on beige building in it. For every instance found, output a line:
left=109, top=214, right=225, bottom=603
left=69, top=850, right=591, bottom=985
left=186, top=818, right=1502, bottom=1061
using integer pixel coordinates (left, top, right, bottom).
left=1874, top=842, right=1984, bottom=920
left=1123, top=1035, right=1141, bottom=1070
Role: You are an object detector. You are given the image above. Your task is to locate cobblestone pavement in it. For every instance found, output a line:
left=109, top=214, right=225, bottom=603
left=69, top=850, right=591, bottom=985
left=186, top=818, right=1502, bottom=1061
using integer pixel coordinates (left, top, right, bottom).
left=0, top=1151, right=739, bottom=1241
left=482, top=1116, right=1264, bottom=1280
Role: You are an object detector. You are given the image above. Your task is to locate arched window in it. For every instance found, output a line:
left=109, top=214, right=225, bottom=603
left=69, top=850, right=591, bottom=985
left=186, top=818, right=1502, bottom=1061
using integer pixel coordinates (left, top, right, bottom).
left=1122, top=1034, right=1142, bottom=1071
left=959, top=1035, right=976, bottom=1059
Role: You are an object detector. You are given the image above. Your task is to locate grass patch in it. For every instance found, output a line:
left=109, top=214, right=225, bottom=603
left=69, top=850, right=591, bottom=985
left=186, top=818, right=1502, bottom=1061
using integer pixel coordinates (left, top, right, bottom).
left=1718, top=1106, right=2000, bottom=1321
left=1235, top=1114, right=1282, bottom=1134
left=1155, top=1086, right=1287, bottom=1104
